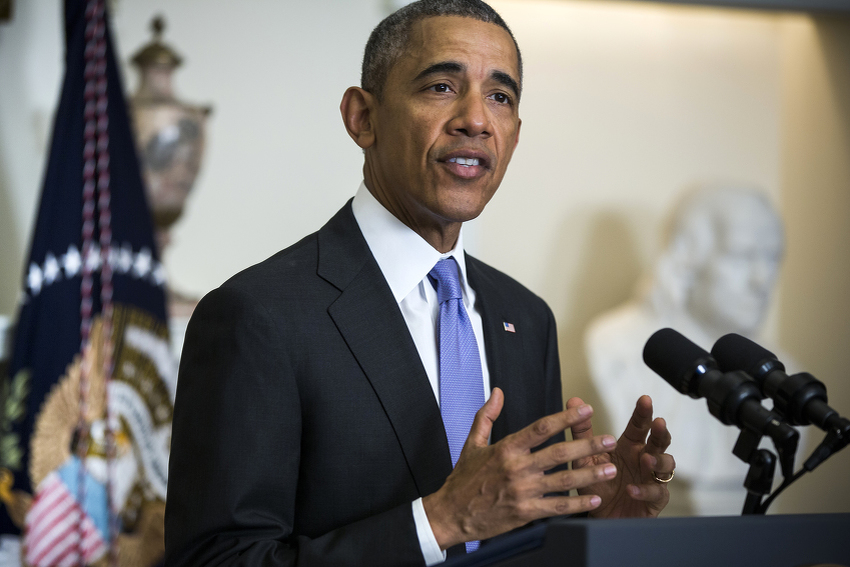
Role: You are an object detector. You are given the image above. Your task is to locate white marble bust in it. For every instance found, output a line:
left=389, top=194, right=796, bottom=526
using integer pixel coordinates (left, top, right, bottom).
left=585, top=185, right=789, bottom=516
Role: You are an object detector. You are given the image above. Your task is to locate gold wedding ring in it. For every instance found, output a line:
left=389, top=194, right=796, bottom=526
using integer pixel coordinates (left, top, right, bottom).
left=652, top=470, right=674, bottom=483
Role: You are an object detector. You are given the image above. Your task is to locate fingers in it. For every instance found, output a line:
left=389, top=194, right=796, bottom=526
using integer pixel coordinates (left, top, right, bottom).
left=531, top=433, right=616, bottom=472
left=639, top=451, right=676, bottom=480
left=621, top=394, right=654, bottom=445
left=645, top=417, right=672, bottom=456
left=566, top=397, right=594, bottom=441
left=625, top=397, right=673, bottom=485
left=625, top=452, right=672, bottom=511
left=540, top=461, right=618, bottom=494
left=627, top=479, right=669, bottom=509
left=426, top=391, right=612, bottom=547
left=652, top=453, right=676, bottom=477
left=521, top=493, right=603, bottom=520
left=465, top=387, right=505, bottom=449
left=505, top=400, right=594, bottom=452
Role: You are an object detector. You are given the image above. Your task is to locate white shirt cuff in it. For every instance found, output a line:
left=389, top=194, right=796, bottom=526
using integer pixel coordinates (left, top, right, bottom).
left=412, top=497, right=446, bottom=566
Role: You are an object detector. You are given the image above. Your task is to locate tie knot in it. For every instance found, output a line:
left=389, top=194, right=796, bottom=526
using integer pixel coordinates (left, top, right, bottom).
left=428, top=257, right=463, bottom=304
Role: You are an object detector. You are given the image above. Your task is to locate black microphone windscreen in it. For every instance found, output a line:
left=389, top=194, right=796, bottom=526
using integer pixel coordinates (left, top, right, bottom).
left=643, top=328, right=713, bottom=392
left=711, top=333, right=779, bottom=374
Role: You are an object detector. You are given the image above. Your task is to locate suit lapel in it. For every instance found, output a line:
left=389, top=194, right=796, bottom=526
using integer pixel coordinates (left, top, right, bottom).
left=466, top=256, right=530, bottom=444
left=317, top=203, right=452, bottom=497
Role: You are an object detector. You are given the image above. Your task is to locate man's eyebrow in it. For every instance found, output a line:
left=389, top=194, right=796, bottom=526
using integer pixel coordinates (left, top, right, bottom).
left=413, top=61, right=464, bottom=83
left=413, top=60, right=520, bottom=99
left=491, top=70, right=520, bottom=99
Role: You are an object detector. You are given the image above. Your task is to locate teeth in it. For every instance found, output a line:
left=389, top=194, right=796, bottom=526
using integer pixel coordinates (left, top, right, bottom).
left=447, top=157, right=480, bottom=166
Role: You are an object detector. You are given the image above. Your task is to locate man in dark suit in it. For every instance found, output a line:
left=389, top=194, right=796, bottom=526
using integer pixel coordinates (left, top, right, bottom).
left=164, top=1, right=675, bottom=566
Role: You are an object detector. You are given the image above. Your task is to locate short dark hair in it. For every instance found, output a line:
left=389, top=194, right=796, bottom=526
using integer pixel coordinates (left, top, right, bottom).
left=361, top=0, right=522, bottom=101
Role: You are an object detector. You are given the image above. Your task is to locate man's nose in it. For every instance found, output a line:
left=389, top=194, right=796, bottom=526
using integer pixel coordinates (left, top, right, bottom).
left=448, top=92, right=491, bottom=137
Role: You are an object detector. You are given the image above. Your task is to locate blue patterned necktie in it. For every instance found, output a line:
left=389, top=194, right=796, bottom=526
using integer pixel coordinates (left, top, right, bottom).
left=428, top=257, right=484, bottom=554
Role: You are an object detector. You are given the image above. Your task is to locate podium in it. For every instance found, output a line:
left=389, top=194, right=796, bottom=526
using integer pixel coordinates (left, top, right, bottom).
left=445, top=514, right=850, bottom=567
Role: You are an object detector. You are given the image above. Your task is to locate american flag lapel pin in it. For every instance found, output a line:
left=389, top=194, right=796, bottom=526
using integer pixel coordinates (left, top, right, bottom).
left=503, top=322, right=516, bottom=333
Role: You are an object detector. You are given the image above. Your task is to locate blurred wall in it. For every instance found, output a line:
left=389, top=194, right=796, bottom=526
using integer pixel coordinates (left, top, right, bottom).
left=774, top=15, right=850, bottom=514
left=111, top=0, right=386, bottom=299
left=0, top=0, right=63, bottom=318
left=0, top=0, right=847, bottom=513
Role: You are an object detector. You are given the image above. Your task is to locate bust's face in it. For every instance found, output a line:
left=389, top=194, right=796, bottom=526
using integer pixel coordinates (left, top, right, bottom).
left=686, top=203, right=783, bottom=335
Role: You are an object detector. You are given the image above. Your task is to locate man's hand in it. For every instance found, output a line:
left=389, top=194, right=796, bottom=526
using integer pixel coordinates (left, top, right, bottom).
left=568, top=395, right=674, bottom=518
left=422, top=387, right=619, bottom=550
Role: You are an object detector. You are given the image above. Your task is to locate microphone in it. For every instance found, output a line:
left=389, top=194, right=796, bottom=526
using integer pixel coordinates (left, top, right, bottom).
left=711, top=333, right=845, bottom=430
left=643, top=328, right=799, bottom=473
left=711, top=333, right=850, bottom=471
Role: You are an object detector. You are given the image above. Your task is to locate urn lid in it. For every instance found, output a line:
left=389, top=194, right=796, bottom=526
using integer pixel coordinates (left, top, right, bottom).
left=131, top=16, right=182, bottom=69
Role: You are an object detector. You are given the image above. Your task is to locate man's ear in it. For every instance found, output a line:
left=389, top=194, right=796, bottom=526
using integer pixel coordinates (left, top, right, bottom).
left=340, top=87, right=377, bottom=149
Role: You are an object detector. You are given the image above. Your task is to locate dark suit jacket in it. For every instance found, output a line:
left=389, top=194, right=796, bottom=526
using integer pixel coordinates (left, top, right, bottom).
left=164, top=202, right=564, bottom=566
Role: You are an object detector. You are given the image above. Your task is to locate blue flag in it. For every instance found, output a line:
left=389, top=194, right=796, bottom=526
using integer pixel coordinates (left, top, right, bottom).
left=1, top=0, right=174, bottom=564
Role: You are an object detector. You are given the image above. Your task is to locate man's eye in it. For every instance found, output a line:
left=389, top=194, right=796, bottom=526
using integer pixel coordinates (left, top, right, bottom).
left=430, top=83, right=451, bottom=93
left=491, top=92, right=510, bottom=104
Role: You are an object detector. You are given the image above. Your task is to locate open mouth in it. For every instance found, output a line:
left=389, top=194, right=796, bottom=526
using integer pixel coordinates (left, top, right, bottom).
left=439, top=150, right=491, bottom=176
left=440, top=153, right=491, bottom=180
left=446, top=157, right=481, bottom=167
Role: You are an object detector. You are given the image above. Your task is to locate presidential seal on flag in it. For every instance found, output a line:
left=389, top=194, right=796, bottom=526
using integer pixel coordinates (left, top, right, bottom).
left=19, top=308, right=173, bottom=567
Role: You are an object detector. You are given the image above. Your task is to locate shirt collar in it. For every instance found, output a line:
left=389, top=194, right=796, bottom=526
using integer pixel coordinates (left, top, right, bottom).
left=351, top=182, right=470, bottom=303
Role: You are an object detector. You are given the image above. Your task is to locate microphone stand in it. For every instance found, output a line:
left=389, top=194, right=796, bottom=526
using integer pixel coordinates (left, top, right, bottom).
left=750, top=418, right=850, bottom=515
left=731, top=409, right=799, bottom=515
left=733, top=429, right=776, bottom=515
left=802, top=415, right=850, bottom=472
left=732, top=408, right=850, bottom=515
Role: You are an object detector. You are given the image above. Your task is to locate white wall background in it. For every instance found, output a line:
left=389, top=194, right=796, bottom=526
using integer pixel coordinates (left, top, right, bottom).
left=0, top=0, right=784, bottom=307
left=1, top=0, right=848, bottom=514
left=113, top=0, right=388, bottom=297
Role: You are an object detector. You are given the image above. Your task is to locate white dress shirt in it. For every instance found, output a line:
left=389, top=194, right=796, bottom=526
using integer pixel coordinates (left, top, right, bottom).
left=351, top=182, right=491, bottom=565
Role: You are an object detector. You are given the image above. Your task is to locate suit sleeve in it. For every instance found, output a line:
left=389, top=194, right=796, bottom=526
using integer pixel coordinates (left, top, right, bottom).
left=163, top=286, right=426, bottom=567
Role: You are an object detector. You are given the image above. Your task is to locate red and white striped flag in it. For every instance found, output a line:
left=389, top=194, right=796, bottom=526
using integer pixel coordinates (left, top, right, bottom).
left=24, top=472, right=106, bottom=567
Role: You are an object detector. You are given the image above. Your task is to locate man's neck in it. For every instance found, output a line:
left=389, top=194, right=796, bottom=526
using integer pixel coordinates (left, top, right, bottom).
left=362, top=178, right=461, bottom=253
left=420, top=225, right=461, bottom=254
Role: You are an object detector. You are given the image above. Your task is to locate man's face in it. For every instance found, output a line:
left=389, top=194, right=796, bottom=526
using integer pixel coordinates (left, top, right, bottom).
left=362, top=16, right=521, bottom=243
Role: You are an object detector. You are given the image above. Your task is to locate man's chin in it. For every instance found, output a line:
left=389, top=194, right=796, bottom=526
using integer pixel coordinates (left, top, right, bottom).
left=432, top=188, right=497, bottom=222
left=433, top=203, right=489, bottom=225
